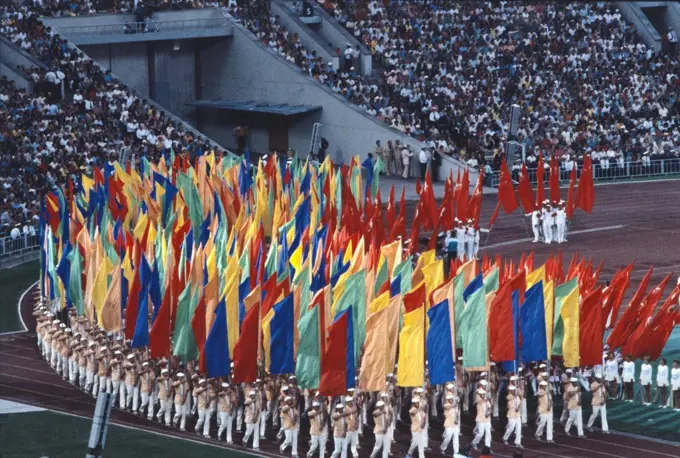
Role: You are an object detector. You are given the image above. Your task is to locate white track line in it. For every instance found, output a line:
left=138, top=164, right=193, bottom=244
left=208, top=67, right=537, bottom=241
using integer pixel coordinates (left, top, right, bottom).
left=16, top=280, right=37, bottom=332
left=0, top=362, right=57, bottom=376
left=550, top=431, right=680, bottom=457
left=483, top=225, right=625, bottom=250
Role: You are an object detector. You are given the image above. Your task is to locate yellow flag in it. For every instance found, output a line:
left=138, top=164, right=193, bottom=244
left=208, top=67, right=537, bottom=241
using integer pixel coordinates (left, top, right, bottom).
left=100, top=263, right=122, bottom=332
left=457, top=259, right=477, bottom=286
left=224, top=254, right=240, bottom=358
left=359, top=303, right=388, bottom=391
left=369, top=291, right=390, bottom=315
left=386, top=295, right=401, bottom=374
left=526, top=265, right=546, bottom=289
left=133, top=213, right=148, bottom=240
left=544, top=280, right=554, bottom=359
left=422, top=260, right=444, bottom=301
left=380, top=240, right=401, bottom=276
left=262, top=308, right=275, bottom=371
left=92, top=256, right=113, bottom=326
left=396, top=306, right=425, bottom=387
left=561, top=287, right=580, bottom=367
left=81, top=174, right=94, bottom=200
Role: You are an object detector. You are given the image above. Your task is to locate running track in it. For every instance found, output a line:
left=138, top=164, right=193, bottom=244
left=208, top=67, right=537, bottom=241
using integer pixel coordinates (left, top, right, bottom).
left=3, top=180, right=680, bottom=457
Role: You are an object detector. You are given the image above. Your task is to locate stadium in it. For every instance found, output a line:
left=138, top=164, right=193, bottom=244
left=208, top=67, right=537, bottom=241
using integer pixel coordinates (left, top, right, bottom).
left=1, top=1, right=680, bottom=458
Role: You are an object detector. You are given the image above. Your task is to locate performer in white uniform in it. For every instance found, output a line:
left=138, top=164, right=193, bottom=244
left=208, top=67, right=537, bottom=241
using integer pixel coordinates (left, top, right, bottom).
left=656, top=358, right=670, bottom=407
left=671, top=360, right=680, bottom=410
left=640, top=356, right=653, bottom=405
left=622, top=355, right=636, bottom=401
left=531, top=210, right=542, bottom=243
left=555, top=201, right=567, bottom=243
left=604, top=353, right=620, bottom=399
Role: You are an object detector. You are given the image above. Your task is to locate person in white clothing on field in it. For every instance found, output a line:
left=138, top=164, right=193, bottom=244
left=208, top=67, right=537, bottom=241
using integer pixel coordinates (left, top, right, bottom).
left=604, top=352, right=621, bottom=399
left=531, top=209, right=542, bottom=243
left=564, top=378, right=585, bottom=437
left=454, top=220, right=466, bottom=260
left=407, top=397, right=426, bottom=458
left=440, top=393, right=460, bottom=455
left=471, top=388, right=492, bottom=450
left=640, top=356, right=653, bottom=405
left=671, top=360, right=680, bottom=410
left=502, top=386, right=523, bottom=448
left=622, top=355, right=636, bottom=401
left=541, top=201, right=554, bottom=244
left=587, top=375, right=609, bottom=433
left=535, top=381, right=554, bottom=443
left=555, top=201, right=567, bottom=243
left=655, top=358, right=670, bottom=407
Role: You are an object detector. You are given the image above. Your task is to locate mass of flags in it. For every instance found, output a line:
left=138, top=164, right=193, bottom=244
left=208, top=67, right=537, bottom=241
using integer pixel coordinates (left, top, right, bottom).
left=39, top=151, right=676, bottom=395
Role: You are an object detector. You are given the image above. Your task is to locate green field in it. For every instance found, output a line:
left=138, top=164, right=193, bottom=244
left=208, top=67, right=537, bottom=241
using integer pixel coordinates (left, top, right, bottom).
left=0, top=410, right=259, bottom=458
left=0, top=260, right=38, bottom=333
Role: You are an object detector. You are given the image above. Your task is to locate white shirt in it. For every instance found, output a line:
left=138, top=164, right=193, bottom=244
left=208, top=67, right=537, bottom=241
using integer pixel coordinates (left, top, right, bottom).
left=671, top=368, right=680, bottom=389
left=604, top=360, right=619, bottom=382
left=657, top=364, right=669, bottom=386
left=640, top=363, right=652, bottom=384
left=419, top=149, right=428, bottom=164
left=622, top=361, right=635, bottom=382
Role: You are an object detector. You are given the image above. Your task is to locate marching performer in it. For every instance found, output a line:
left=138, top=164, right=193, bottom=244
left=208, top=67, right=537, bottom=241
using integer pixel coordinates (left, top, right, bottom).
left=622, top=355, right=635, bottom=401
left=502, top=385, right=522, bottom=448
left=280, top=395, right=299, bottom=457
left=640, top=356, right=653, bottom=405
left=156, top=368, right=173, bottom=426
left=122, top=353, right=138, bottom=412
left=604, top=352, right=620, bottom=399
left=471, top=388, right=491, bottom=451
left=344, top=396, right=359, bottom=458
left=194, top=379, right=212, bottom=438
left=217, top=383, right=235, bottom=443
left=531, top=209, right=541, bottom=243
left=440, top=392, right=460, bottom=456
left=172, top=372, right=190, bottom=431
left=534, top=380, right=554, bottom=443
left=564, top=377, right=585, bottom=437
left=331, top=403, right=348, bottom=458
left=139, top=362, right=155, bottom=420
left=370, top=400, right=390, bottom=458
left=244, top=390, right=262, bottom=450
left=407, top=397, right=426, bottom=458
left=308, top=401, right=327, bottom=458
left=656, top=358, right=670, bottom=407
left=587, top=375, right=609, bottom=433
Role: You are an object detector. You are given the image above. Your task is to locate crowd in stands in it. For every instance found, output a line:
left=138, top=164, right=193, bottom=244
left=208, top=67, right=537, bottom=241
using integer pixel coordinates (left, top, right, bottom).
left=0, top=2, right=221, bottom=234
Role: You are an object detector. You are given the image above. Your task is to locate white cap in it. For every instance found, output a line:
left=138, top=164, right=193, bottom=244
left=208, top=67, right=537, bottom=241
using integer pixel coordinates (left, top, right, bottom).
left=539, top=363, right=547, bottom=368
left=480, top=380, right=488, bottom=386
left=100, top=346, right=107, bottom=352
left=566, top=369, right=573, bottom=373
left=289, top=375, right=296, bottom=381
left=161, top=369, right=169, bottom=374
left=335, top=403, right=344, bottom=410
left=457, top=356, right=463, bottom=361
left=230, top=362, right=234, bottom=368
left=376, top=401, right=385, bottom=407
left=89, top=342, right=96, bottom=347
left=415, top=387, right=424, bottom=393
left=446, top=393, right=454, bottom=400
left=250, top=390, right=257, bottom=396
left=540, top=372, right=548, bottom=377
left=510, top=376, right=518, bottom=381
left=221, top=382, right=229, bottom=388
left=65, top=327, right=71, bottom=332
left=345, top=396, right=353, bottom=402
left=509, top=386, right=517, bottom=391
left=540, top=381, right=548, bottom=386
left=52, top=319, right=60, bottom=324
left=142, top=362, right=150, bottom=367
left=480, top=372, right=487, bottom=377
left=411, top=397, right=421, bottom=404
left=490, top=362, right=496, bottom=366
left=282, top=385, right=289, bottom=391
left=199, top=379, right=207, bottom=385
left=477, top=388, right=486, bottom=394
left=177, top=372, right=185, bottom=378
left=570, top=377, right=578, bottom=383
left=114, top=350, right=122, bottom=355
left=347, top=388, right=355, bottom=392
left=445, top=383, right=454, bottom=389
left=126, top=354, right=135, bottom=360
left=595, top=374, right=602, bottom=379
left=256, top=378, right=262, bottom=383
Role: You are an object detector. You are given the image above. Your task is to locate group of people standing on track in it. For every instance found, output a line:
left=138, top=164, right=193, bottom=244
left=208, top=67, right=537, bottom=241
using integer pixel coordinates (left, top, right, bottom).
left=531, top=200, right=568, bottom=244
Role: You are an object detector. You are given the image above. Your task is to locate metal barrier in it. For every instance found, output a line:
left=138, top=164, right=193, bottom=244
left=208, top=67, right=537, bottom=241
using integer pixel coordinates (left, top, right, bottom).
left=0, top=233, right=41, bottom=266
left=487, top=157, right=680, bottom=187
left=56, top=18, right=230, bottom=36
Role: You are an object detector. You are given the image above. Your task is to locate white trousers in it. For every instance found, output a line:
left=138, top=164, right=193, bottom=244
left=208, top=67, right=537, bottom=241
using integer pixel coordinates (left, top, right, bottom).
left=111, top=380, right=121, bottom=405
left=370, top=433, right=390, bottom=458
left=407, top=431, right=425, bottom=458
left=98, top=376, right=111, bottom=396
left=331, top=437, right=347, bottom=458
left=503, top=417, right=522, bottom=446
left=86, top=370, right=95, bottom=394
left=244, top=422, right=260, bottom=449
left=532, top=225, right=541, bottom=242
left=68, top=359, right=78, bottom=384
left=124, top=383, right=139, bottom=411
left=141, top=392, right=153, bottom=419
left=472, top=421, right=491, bottom=448
left=535, top=412, right=553, bottom=441
left=157, top=399, right=172, bottom=425
left=346, top=431, right=359, bottom=457
left=556, top=222, right=566, bottom=243
left=587, top=404, right=608, bottom=431
left=543, top=222, right=553, bottom=243
left=309, top=434, right=327, bottom=458
left=440, top=426, right=460, bottom=455
left=195, top=408, right=212, bottom=437
left=565, top=408, right=584, bottom=436
left=78, top=366, right=86, bottom=389
left=218, top=412, right=234, bottom=442
left=173, top=402, right=187, bottom=429
left=280, top=429, right=298, bottom=456
left=520, top=398, right=528, bottom=424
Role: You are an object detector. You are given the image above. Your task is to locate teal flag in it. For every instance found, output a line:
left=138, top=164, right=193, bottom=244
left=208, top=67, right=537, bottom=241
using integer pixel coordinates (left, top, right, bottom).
left=461, top=287, right=488, bottom=370
left=484, top=268, right=499, bottom=294
left=295, top=305, right=321, bottom=388
left=453, top=272, right=466, bottom=349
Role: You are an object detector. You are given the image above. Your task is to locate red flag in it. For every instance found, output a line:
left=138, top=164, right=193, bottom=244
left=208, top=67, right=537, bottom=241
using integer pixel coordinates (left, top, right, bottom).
left=456, top=169, right=469, bottom=221
left=488, top=282, right=515, bottom=362
left=488, top=202, right=502, bottom=229
left=149, top=288, right=171, bottom=359
left=633, top=285, right=680, bottom=359
left=498, top=160, right=519, bottom=214
left=579, top=287, right=604, bottom=366
left=517, top=164, right=535, bottom=214
left=404, top=283, right=426, bottom=313
left=608, top=267, right=653, bottom=348
left=510, top=269, right=526, bottom=304
left=233, top=303, right=259, bottom=383
left=603, top=264, right=632, bottom=329
left=566, top=167, right=578, bottom=219
left=468, top=169, right=484, bottom=229
left=575, top=155, right=595, bottom=213
left=124, top=244, right=142, bottom=340
left=549, top=154, right=561, bottom=204
left=385, top=185, right=397, bottom=231
left=535, top=155, right=545, bottom=207
left=621, top=273, right=673, bottom=356
left=421, top=170, right=438, bottom=231
left=319, top=310, right=350, bottom=396
left=408, top=202, right=422, bottom=256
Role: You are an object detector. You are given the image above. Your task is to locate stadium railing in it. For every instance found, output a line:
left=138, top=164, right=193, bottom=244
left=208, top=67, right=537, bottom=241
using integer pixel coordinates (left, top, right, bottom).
left=488, top=157, right=680, bottom=187
left=0, top=233, right=41, bottom=267
left=54, top=17, right=229, bottom=37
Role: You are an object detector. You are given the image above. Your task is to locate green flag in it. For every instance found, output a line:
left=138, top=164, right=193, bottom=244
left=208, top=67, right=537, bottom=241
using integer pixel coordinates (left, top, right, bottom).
left=69, top=245, right=84, bottom=315
left=371, top=157, right=386, bottom=199
left=552, top=278, right=578, bottom=356
left=484, top=268, right=499, bottom=294
left=173, top=282, right=197, bottom=361
left=461, top=287, right=488, bottom=370
left=295, top=305, right=321, bottom=388
left=454, top=272, right=466, bottom=349
left=334, top=270, right=366, bottom=365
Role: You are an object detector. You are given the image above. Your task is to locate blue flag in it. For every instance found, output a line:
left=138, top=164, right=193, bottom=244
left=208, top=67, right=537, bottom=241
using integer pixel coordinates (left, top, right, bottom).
left=150, top=262, right=162, bottom=324
left=390, top=274, right=402, bottom=297
left=132, top=290, right=149, bottom=348
left=238, top=278, right=249, bottom=331
left=520, top=282, right=547, bottom=363
left=204, top=298, right=231, bottom=378
left=426, top=299, right=455, bottom=385
left=502, top=290, right=521, bottom=373
left=270, top=294, right=295, bottom=374
left=463, top=273, right=484, bottom=302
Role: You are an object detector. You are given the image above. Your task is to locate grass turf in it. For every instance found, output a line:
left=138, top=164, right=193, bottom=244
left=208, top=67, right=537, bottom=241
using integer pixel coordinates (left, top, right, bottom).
left=0, top=260, right=38, bottom=333
left=0, top=410, right=258, bottom=458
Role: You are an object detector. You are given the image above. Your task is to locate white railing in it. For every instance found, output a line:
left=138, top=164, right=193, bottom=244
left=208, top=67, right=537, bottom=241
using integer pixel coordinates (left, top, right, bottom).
left=487, top=157, right=680, bottom=187
left=0, top=232, right=41, bottom=266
